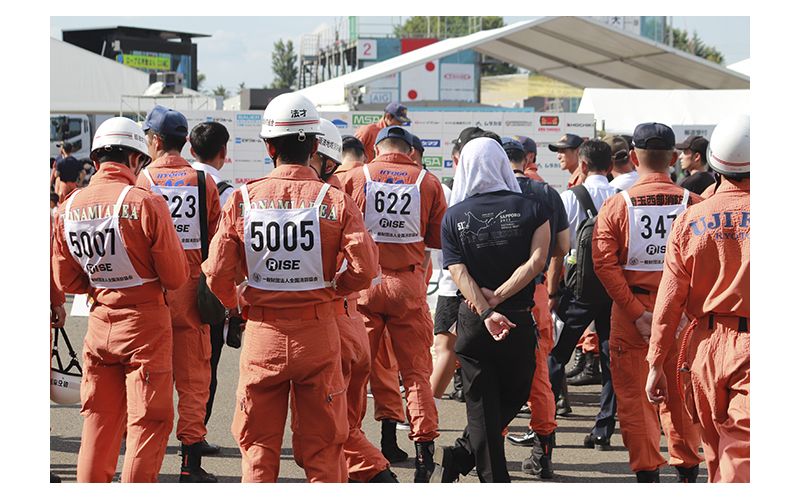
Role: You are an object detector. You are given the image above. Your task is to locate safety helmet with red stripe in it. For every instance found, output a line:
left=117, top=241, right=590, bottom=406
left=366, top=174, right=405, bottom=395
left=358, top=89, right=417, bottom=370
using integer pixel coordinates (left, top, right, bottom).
left=90, top=116, right=151, bottom=163
left=259, top=92, right=322, bottom=141
left=707, top=114, right=750, bottom=177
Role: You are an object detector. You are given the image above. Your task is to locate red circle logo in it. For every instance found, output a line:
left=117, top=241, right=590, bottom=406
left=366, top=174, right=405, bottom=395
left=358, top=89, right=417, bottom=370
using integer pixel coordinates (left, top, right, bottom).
left=425, top=62, right=436, bottom=71
left=408, top=90, right=418, bottom=100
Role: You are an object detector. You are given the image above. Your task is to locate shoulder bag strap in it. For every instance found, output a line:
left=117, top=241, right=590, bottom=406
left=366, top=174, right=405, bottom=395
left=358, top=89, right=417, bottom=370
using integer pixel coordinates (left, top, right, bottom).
left=197, top=171, right=208, bottom=260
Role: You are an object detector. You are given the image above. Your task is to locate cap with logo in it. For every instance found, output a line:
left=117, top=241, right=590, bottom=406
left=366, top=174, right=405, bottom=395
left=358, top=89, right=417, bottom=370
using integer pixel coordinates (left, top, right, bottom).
left=632, top=122, right=675, bottom=150
left=385, top=102, right=410, bottom=123
left=548, top=133, right=584, bottom=152
left=376, top=125, right=414, bottom=147
left=501, top=137, right=524, bottom=152
left=512, top=135, right=537, bottom=155
left=142, top=105, right=189, bottom=137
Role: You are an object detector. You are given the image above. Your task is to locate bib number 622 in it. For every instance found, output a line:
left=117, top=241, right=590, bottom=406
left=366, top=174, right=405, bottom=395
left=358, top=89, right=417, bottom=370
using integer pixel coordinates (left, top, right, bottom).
left=250, top=220, right=314, bottom=252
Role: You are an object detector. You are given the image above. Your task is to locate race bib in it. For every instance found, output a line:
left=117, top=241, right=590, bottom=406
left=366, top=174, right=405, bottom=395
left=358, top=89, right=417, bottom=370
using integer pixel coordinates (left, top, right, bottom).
left=362, top=165, right=425, bottom=244
left=622, top=189, right=690, bottom=272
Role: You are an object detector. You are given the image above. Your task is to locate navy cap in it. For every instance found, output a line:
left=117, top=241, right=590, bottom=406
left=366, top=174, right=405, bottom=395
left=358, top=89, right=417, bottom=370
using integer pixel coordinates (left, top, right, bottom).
left=411, top=133, right=424, bottom=153
left=501, top=137, right=524, bottom=152
left=341, top=134, right=365, bottom=152
left=512, top=135, right=537, bottom=154
left=632, top=122, right=675, bottom=150
left=142, top=105, right=188, bottom=137
left=453, top=126, right=484, bottom=147
left=376, top=125, right=414, bottom=147
left=385, top=102, right=410, bottom=123
left=548, top=133, right=584, bottom=152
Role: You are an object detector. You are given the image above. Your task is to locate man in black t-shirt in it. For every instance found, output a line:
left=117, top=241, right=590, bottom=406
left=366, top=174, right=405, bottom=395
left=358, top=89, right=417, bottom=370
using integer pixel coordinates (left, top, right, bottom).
left=677, top=135, right=715, bottom=194
left=431, top=137, right=551, bottom=483
left=50, top=142, right=84, bottom=202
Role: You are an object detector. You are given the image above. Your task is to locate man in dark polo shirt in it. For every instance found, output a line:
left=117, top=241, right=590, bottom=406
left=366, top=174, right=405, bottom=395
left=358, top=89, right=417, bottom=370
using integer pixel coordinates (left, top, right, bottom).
left=431, top=137, right=551, bottom=483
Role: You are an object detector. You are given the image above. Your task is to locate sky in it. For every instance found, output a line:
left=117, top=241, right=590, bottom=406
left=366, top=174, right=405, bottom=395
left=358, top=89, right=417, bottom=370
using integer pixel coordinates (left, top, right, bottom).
left=49, top=15, right=750, bottom=97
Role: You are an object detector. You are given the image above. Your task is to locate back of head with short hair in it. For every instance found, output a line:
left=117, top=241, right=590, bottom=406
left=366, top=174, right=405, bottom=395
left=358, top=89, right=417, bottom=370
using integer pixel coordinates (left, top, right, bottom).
left=377, top=137, right=411, bottom=155
left=190, top=121, right=230, bottom=163
left=267, top=134, right=317, bottom=165
left=146, top=129, right=186, bottom=154
left=578, top=138, right=612, bottom=174
left=506, top=148, right=526, bottom=166
left=635, top=138, right=675, bottom=171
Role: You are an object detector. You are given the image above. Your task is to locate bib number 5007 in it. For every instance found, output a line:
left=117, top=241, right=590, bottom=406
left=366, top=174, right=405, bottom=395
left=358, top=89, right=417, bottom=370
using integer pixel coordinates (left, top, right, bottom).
left=250, top=220, right=314, bottom=252
left=69, top=229, right=116, bottom=258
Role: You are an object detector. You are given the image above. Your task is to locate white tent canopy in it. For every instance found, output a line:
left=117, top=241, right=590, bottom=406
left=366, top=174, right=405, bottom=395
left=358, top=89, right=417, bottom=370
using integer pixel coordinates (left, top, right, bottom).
left=298, top=16, right=749, bottom=108
left=50, top=37, right=220, bottom=115
left=577, top=88, right=750, bottom=134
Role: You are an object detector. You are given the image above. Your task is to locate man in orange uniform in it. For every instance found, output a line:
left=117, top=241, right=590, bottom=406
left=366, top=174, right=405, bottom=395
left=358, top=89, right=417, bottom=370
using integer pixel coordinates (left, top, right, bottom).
left=512, top=135, right=545, bottom=182
left=136, top=105, right=221, bottom=482
left=293, top=119, right=396, bottom=482
left=339, top=135, right=408, bottom=462
left=593, top=122, right=704, bottom=482
left=646, top=114, right=750, bottom=483
left=203, top=93, right=379, bottom=482
left=354, top=102, right=410, bottom=163
left=52, top=117, right=190, bottom=482
left=341, top=125, right=448, bottom=482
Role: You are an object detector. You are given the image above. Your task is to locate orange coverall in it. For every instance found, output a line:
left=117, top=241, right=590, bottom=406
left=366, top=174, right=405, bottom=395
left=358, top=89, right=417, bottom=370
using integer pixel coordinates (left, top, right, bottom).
left=336, top=161, right=405, bottom=423
left=52, top=162, right=190, bottom=482
left=354, top=117, right=391, bottom=164
left=647, top=178, right=750, bottom=483
left=136, top=156, right=221, bottom=448
left=340, top=152, right=448, bottom=444
left=202, top=165, right=379, bottom=482
left=593, top=173, right=704, bottom=475
left=290, top=172, right=390, bottom=482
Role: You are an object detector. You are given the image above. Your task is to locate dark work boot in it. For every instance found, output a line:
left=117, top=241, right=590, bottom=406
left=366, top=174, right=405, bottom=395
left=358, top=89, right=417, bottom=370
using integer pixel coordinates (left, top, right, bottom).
left=565, top=348, right=586, bottom=378
left=180, top=442, right=218, bottom=483
left=380, top=419, right=408, bottom=463
left=567, top=352, right=601, bottom=386
left=636, top=469, right=660, bottom=483
left=675, top=464, right=700, bottom=483
left=521, top=432, right=555, bottom=479
left=556, top=375, right=572, bottom=416
left=448, top=368, right=465, bottom=402
left=368, top=468, right=399, bottom=483
left=430, top=445, right=460, bottom=483
left=414, top=441, right=435, bottom=483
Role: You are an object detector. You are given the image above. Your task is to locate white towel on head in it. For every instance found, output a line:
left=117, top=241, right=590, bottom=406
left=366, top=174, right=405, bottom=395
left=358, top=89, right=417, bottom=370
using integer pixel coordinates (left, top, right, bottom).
left=449, top=137, right=521, bottom=206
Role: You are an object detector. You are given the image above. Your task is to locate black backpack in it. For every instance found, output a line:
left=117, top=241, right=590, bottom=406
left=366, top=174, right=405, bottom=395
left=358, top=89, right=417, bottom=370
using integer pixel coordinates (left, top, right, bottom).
left=563, top=184, right=613, bottom=304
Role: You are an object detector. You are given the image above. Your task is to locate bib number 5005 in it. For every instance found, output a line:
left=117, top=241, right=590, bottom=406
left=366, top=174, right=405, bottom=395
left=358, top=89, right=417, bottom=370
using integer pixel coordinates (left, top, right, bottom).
left=250, top=220, right=314, bottom=252
left=69, top=229, right=116, bottom=258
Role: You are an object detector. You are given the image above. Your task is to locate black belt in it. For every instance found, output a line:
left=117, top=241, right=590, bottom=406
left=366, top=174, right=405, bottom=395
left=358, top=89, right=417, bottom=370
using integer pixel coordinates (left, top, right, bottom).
left=630, top=286, right=650, bottom=295
left=708, top=315, right=749, bottom=332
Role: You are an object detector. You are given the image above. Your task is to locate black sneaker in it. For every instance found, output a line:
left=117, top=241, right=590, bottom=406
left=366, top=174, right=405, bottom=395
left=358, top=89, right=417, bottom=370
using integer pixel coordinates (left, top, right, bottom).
left=583, top=433, right=611, bottom=451
left=180, top=466, right=218, bottom=483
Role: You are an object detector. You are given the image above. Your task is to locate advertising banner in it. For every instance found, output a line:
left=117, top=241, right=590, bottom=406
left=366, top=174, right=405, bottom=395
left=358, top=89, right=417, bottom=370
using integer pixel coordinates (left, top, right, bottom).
left=178, top=109, right=596, bottom=194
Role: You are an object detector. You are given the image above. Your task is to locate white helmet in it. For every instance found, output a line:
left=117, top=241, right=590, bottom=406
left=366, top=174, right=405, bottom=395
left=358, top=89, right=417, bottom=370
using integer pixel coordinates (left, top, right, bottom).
left=259, top=92, right=322, bottom=141
left=317, top=118, right=343, bottom=165
left=707, top=114, right=750, bottom=177
left=91, top=116, right=151, bottom=162
left=50, top=369, right=82, bottom=406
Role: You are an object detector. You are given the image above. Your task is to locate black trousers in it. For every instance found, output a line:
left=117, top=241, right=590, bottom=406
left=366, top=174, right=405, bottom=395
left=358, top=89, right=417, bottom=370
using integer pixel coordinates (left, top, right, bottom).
left=449, top=302, right=538, bottom=482
left=547, top=287, right=617, bottom=439
left=204, top=320, right=225, bottom=426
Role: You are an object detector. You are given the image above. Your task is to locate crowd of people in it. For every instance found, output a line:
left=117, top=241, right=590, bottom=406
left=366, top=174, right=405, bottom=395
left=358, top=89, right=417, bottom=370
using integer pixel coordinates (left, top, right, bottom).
left=49, top=96, right=750, bottom=483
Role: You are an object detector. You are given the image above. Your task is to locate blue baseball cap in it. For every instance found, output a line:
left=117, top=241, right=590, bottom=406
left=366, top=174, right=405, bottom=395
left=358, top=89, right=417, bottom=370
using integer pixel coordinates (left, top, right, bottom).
left=385, top=102, right=410, bottom=123
left=142, top=105, right=189, bottom=137
left=501, top=137, right=524, bottom=152
left=512, top=135, right=537, bottom=155
left=632, top=122, right=675, bottom=150
left=376, top=126, right=414, bottom=147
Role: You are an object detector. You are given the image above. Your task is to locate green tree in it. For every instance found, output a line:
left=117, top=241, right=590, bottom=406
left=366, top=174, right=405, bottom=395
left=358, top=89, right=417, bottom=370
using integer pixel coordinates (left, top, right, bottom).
left=213, top=85, right=229, bottom=98
left=668, top=26, right=725, bottom=64
left=197, top=73, right=207, bottom=93
left=271, top=39, right=298, bottom=89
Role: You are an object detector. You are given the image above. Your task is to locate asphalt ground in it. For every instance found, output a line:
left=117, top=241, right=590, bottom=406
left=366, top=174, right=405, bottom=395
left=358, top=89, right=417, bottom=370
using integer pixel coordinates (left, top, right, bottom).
left=48, top=290, right=723, bottom=489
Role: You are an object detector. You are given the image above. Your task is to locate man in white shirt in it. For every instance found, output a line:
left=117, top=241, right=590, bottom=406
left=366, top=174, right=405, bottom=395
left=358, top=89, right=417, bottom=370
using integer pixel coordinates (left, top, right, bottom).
left=549, top=139, right=619, bottom=453
left=189, top=120, right=236, bottom=450
left=604, top=134, right=639, bottom=191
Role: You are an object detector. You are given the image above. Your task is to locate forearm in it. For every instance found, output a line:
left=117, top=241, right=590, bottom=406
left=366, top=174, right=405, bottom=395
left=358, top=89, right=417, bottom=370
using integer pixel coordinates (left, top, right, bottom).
left=449, top=263, right=491, bottom=315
